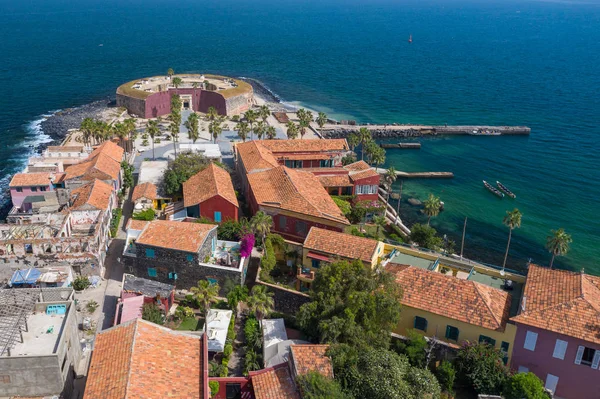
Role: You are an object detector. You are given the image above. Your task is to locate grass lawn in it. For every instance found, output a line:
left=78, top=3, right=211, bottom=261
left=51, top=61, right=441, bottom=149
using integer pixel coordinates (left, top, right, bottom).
left=176, top=317, right=204, bottom=331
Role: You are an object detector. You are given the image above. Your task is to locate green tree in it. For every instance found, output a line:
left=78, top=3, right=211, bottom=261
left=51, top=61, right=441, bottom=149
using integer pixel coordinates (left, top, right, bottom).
left=172, top=76, right=182, bottom=88
left=235, top=121, right=250, bottom=142
left=254, top=120, right=266, bottom=140
left=435, top=360, right=456, bottom=394
left=503, top=372, right=549, bottom=399
left=455, top=342, right=510, bottom=395
left=142, top=303, right=164, bottom=325
left=132, top=208, right=156, bottom=221
left=316, top=112, right=327, bottom=136
left=296, top=108, right=313, bottom=139
left=347, top=131, right=360, bottom=152
left=247, top=285, right=274, bottom=321
left=209, top=120, right=223, bottom=143
left=502, top=208, right=523, bottom=271
left=111, top=122, right=127, bottom=146
left=358, top=127, right=372, bottom=160
left=167, top=68, right=174, bottom=77
left=546, top=227, right=572, bottom=268
left=286, top=121, right=299, bottom=140
left=385, top=166, right=397, bottom=200
left=298, top=260, right=402, bottom=348
left=392, top=330, right=428, bottom=368
left=121, top=161, right=134, bottom=189
left=244, top=349, right=261, bottom=375
left=170, top=94, right=182, bottom=157
left=295, top=371, right=349, bottom=399
left=206, top=106, right=218, bottom=121
left=265, top=125, right=277, bottom=140
left=163, top=152, right=209, bottom=196
left=244, top=109, right=258, bottom=140
left=409, top=223, right=443, bottom=250
left=332, top=197, right=352, bottom=216
left=259, top=104, right=270, bottom=122
left=423, top=194, right=441, bottom=226
left=190, top=280, right=220, bottom=315
left=80, top=117, right=95, bottom=146
left=250, top=211, right=273, bottom=245
left=226, top=285, right=249, bottom=311
left=373, top=214, right=386, bottom=238
left=185, top=112, right=200, bottom=144
left=147, top=119, right=160, bottom=160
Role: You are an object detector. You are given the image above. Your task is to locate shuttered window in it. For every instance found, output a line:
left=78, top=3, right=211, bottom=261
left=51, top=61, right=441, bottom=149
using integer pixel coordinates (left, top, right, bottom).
left=145, top=248, right=155, bottom=258
left=414, top=316, right=428, bottom=332
left=479, top=335, right=496, bottom=347
left=592, top=351, right=600, bottom=370
left=147, top=267, right=157, bottom=277
left=552, top=339, right=568, bottom=360
left=524, top=331, right=538, bottom=351
left=445, top=325, right=459, bottom=341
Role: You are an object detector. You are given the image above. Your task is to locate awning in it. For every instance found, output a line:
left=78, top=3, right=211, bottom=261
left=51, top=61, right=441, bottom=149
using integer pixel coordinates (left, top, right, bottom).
left=306, top=251, right=331, bottom=262
left=10, top=268, right=41, bottom=286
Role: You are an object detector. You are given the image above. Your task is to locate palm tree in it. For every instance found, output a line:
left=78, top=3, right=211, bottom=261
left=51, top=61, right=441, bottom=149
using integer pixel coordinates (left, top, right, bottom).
left=423, top=194, right=441, bottom=226
left=358, top=127, right=372, bottom=161
left=244, top=349, right=261, bottom=373
left=286, top=121, right=299, bottom=140
left=250, top=211, right=273, bottom=245
left=347, top=131, right=360, bottom=153
left=235, top=121, right=250, bottom=142
left=112, top=122, right=127, bottom=147
left=259, top=105, right=270, bottom=122
left=384, top=166, right=397, bottom=201
left=185, top=112, right=200, bottom=144
left=192, top=81, right=199, bottom=89
left=172, top=76, right=183, bottom=88
left=502, top=209, right=523, bottom=272
left=167, top=68, right=174, bottom=78
left=206, top=106, right=218, bottom=121
left=209, top=120, right=223, bottom=144
left=190, top=280, right=220, bottom=315
left=247, top=285, right=274, bottom=321
left=371, top=147, right=386, bottom=169
left=254, top=121, right=266, bottom=140
left=373, top=215, right=386, bottom=238
left=123, top=118, right=137, bottom=148
left=80, top=118, right=95, bottom=147
left=265, top=125, right=277, bottom=140
left=316, top=112, right=327, bottom=136
left=169, top=116, right=180, bottom=157
left=546, top=228, right=572, bottom=269
left=146, top=119, right=160, bottom=160
left=244, top=110, right=258, bottom=140
left=296, top=108, right=313, bottom=139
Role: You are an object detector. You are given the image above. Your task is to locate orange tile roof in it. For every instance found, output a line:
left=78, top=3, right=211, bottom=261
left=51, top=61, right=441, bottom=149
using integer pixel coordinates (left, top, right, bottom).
left=136, top=220, right=216, bottom=253
left=236, top=141, right=279, bottom=173
left=387, top=264, right=512, bottom=331
left=260, top=139, right=349, bottom=153
left=251, top=364, right=300, bottom=399
left=317, top=174, right=353, bottom=187
left=131, top=182, right=157, bottom=202
left=290, top=344, right=334, bottom=379
left=304, top=227, right=378, bottom=263
left=344, top=161, right=380, bottom=181
left=511, top=264, right=600, bottom=344
left=70, top=179, right=114, bottom=210
left=247, top=167, right=349, bottom=225
left=183, top=163, right=239, bottom=208
left=89, top=140, right=124, bottom=163
left=126, top=219, right=150, bottom=230
left=9, top=172, right=53, bottom=187
left=84, top=319, right=205, bottom=399
left=343, top=160, right=371, bottom=171
left=64, top=152, right=121, bottom=181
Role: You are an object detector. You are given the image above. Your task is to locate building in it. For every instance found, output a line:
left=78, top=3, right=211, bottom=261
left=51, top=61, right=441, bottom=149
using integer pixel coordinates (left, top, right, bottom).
left=134, top=160, right=171, bottom=210
left=250, top=363, right=300, bottom=399
left=183, top=163, right=239, bottom=222
left=247, top=166, right=349, bottom=242
left=206, top=309, right=233, bottom=352
left=9, top=172, right=57, bottom=209
left=84, top=318, right=209, bottom=398
left=0, top=288, right=82, bottom=398
left=114, top=274, right=175, bottom=326
left=510, top=264, right=600, bottom=398
left=9, top=266, right=74, bottom=288
left=316, top=160, right=381, bottom=202
left=131, top=181, right=158, bottom=211
left=116, top=74, right=253, bottom=118
left=288, top=344, right=334, bottom=379
left=62, top=141, right=123, bottom=190
left=123, top=220, right=250, bottom=290
left=387, top=263, right=517, bottom=363
left=27, top=145, right=90, bottom=171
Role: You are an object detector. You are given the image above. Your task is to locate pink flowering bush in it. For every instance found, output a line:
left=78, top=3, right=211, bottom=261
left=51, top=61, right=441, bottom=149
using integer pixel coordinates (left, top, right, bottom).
left=240, top=234, right=255, bottom=258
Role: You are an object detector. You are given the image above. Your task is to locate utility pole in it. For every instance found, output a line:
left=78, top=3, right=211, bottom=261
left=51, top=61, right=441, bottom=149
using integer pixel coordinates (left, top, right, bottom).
left=460, top=217, right=467, bottom=259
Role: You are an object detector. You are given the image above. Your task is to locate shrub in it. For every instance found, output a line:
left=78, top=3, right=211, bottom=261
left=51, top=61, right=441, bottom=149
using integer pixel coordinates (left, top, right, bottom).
left=154, top=138, right=161, bottom=144
left=132, top=208, right=155, bottom=221
left=209, top=380, right=220, bottom=396
left=436, top=360, right=456, bottom=393
left=349, top=226, right=366, bottom=237
left=405, top=366, right=442, bottom=399
left=455, top=342, right=510, bottom=395
left=109, top=208, right=122, bottom=238
left=259, top=237, right=276, bottom=280
left=224, top=343, right=233, bottom=358
left=209, top=361, right=226, bottom=377
left=218, top=219, right=243, bottom=241
left=295, top=371, right=349, bottom=399
left=142, top=303, right=165, bottom=325
left=86, top=300, right=99, bottom=313
left=240, top=233, right=255, bottom=258
left=227, top=314, right=236, bottom=341
left=503, top=372, right=549, bottom=399
left=227, top=285, right=249, bottom=310
left=72, top=276, right=91, bottom=291
left=409, top=223, right=443, bottom=250
left=142, top=140, right=149, bottom=146
left=174, top=305, right=194, bottom=321
left=391, top=330, right=428, bottom=368
left=244, top=314, right=262, bottom=351
left=332, top=197, right=352, bottom=216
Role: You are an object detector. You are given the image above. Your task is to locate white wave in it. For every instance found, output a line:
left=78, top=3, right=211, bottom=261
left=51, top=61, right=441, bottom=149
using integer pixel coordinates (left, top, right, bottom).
left=24, top=109, right=61, bottom=148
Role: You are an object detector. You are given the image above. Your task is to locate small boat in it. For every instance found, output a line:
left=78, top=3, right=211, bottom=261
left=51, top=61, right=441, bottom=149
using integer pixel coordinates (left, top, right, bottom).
left=483, top=180, right=504, bottom=198
left=408, top=34, right=412, bottom=43
left=496, top=181, right=516, bottom=198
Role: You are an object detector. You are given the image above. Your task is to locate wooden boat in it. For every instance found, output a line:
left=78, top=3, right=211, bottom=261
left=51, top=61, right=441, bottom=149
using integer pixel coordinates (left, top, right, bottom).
left=483, top=180, right=504, bottom=198
left=496, top=181, right=516, bottom=198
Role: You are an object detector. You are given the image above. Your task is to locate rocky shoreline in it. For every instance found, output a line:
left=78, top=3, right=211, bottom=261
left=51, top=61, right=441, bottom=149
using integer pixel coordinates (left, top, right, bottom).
left=322, top=128, right=426, bottom=139
left=240, top=77, right=297, bottom=112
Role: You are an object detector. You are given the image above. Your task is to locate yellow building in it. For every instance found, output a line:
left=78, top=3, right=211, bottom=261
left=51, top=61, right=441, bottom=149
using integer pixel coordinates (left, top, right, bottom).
left=387, top=263, right=517, bottom=364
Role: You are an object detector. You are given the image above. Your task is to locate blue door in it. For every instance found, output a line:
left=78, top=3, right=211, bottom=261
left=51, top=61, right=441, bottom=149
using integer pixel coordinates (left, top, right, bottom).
left=214, top=211, right=222, bottom=222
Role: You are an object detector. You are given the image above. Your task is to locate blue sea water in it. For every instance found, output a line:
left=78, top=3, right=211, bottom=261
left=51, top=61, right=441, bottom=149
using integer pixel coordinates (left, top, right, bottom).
left=0, top=0, right=599, bottom=272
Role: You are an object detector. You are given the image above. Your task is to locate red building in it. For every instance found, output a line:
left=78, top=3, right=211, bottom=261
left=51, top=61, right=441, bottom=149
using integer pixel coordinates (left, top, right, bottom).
left=247, top=166, right=349, bottom=242
left=315, top=160, right=381, bottom=202
left=183, top=163, right=239, bottom=223
left=114, top=274, right=175, bottom=326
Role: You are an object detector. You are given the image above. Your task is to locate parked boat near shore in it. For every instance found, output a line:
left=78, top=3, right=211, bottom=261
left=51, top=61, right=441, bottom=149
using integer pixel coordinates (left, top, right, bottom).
left=483, top=180, right=504, bottom=197
left=496, top=181, right=516, bottom=198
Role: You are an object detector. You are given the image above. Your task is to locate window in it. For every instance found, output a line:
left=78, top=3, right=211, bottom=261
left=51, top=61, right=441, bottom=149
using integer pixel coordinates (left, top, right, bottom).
left=296, top=221, right=307, bottom=236
left=186, top=254, right=194, bottom=262
left=501, top=341, right=510, bottom=365
left=147, top=268, right=157, bottom=277
left=479, top=335, right=496, bottom=347
left=311, top=259, right=321, bottom=269
left=517, top=366, right=529, bottom=373
left=553, top=339, right=568, bottom=360
left=284, top=160, right=303, bottom=168
left=214, top=211, right=222, bottom=223
left=575, top=345, right=600, bottom=368
left=445, top=325, right=459, bottom=341
left=168, top=272, right=178, bottom=280
left=414, top=316, right=427, bottom=332
left=524, top=331, right=538, bottom=351
left=545, top=374, right=559, bottom=394
left=40, top=186, right=47, bottom=192
left=278, top=216, right=287, bottom=230
left=226, top=383, right=242, bottom=399
left=16, top=187, right=23, bottom=192
left=207, top=278, right=218, bottom=286
left=320, top=159, right=333, bottom=167
left=145, top=248, right=155, bottom=258
left=31, top=187, right=38, bottom=192
left=212, top=237, right=216, bottom=252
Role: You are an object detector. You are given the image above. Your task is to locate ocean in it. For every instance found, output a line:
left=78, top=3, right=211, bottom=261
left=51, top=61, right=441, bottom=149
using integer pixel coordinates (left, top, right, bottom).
left=0, top=0, right=598, bottom=273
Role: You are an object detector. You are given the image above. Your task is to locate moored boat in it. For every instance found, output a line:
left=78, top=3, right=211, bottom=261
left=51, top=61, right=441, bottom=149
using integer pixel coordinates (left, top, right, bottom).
left=483, top=180, right=504, bottom=197
left=496, top=181, right=516, bottom=198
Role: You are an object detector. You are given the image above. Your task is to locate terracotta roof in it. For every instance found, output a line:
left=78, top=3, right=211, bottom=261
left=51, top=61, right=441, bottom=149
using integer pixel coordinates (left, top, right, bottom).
left=132, top=182, right=157, bottom=202
left=236, top=141, right=279, bottom=173
left=84, top=319, right=205, bottom=399
left=9, top=172, right=53, bottom=187
left=290, top=344, right=334, bottom=378
left=387, top=264, right=512, bottom=331
left=89, top=140, right=124, bottom=163
left=260, top=139, right=349, bottom=153
left=136, top=220, right=216, bottom=253
left=64, top=152, right=120, bottom=181
left=317, top=174, right=353, bottom=187
left=344, top=161, right=380, bottom=181
left=70, top=179, right=114, bottom=210
left=183, top=163, right=239, bottom=208
left=511, top=264, right=600, bottom=344
left=343, top=160, right=371, bottom=171
left=304, top=227, right=378, bottom=263
left=126, top=219, right=150, bottom=231
left=251, top=364, right=300, bottom=399
left=247, top=167, right=349, bottom=224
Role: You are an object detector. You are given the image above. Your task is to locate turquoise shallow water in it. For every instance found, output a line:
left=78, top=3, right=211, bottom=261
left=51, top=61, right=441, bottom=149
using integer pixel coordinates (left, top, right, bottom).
left=0, top=0, right=598, bottom=272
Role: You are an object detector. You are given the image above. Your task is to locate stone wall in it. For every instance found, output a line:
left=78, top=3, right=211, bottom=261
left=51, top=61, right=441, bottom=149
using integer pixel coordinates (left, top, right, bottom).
left=254, top=268, right=311, bottom=314
left=225, top=92, right=252, bottom=116
left=116, top=93, right=146, bottom=117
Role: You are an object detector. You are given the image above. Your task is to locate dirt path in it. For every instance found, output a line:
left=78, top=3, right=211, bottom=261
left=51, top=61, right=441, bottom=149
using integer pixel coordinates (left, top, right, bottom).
left=227, top=311, right=247, bottom=376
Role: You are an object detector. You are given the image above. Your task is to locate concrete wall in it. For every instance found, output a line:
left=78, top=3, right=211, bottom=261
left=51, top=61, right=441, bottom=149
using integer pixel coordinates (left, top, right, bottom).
left=266, top=209, right=345, bottom=243
left=116, top=93, right=146, bottom=117
left=10, top=183, right=53, bottom=208
left=511, top=324, right=600, bottom=399
left=199, top=90, right=227, bottom=115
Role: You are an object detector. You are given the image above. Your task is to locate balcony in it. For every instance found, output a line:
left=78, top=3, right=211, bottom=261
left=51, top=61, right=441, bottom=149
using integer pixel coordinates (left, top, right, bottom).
left=206, top=240, right=241, bottom=268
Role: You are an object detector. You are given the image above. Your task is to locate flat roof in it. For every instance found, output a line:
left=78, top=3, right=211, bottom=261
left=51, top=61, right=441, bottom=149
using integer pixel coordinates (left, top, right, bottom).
left=138, top=161, right=169, bottom=186
left=7, top=311, right=66, bottom=357
left=468, top=271, right=524, bottom=318
left=206, top=309, right=233, bottom=352
left=262, top=318, right=287, bottom=350
left=389, top=251, right=435, bottom=270
left=123, top=274, right=174, bottom=298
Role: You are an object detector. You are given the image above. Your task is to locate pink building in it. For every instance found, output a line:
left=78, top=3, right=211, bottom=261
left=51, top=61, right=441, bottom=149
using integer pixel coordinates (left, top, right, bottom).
left=510, top=264, right=600, bottom=398
left=9, top=172, right=56, bottom=209
left=114, top=274, right=175, bottom=326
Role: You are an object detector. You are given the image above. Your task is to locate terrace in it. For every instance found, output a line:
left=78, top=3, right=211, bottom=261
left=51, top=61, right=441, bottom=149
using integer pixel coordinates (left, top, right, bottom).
left=204, top=240, right=241, bottom=268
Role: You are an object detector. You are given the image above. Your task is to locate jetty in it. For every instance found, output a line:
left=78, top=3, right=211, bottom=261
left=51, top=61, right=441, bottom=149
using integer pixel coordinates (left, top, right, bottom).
left=321, top=124, right=530, bottom=139
left=380, top=142, right=421, bottom=149
left=376, top=168, right=454, bottom=179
